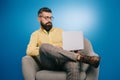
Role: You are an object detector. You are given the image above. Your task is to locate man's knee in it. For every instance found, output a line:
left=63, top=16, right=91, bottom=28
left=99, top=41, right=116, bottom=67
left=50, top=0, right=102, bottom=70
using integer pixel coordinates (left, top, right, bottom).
left=40, top=44, right=47, bottom=51
left=39, top=43, right=55, bottom=55
left=40, top=44, right=51, bottom=51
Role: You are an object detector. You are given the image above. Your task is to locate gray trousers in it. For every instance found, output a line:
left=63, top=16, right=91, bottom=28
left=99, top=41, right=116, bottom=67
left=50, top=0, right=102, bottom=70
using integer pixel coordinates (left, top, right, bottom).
left=39, top=43, right=81, bottom=80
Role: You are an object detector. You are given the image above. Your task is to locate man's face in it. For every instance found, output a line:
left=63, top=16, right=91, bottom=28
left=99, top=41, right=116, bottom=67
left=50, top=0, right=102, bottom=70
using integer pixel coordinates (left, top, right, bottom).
left=38, top=12, right=53, bottom=31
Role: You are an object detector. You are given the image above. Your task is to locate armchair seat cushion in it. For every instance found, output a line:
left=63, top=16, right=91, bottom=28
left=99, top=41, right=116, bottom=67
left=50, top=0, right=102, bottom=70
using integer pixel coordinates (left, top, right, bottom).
left=36, top=70, right=66, bottom=80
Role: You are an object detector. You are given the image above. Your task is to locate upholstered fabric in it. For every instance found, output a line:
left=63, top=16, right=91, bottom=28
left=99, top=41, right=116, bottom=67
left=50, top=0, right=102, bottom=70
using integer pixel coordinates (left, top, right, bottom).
left=36, top=70, right=66, bottom=80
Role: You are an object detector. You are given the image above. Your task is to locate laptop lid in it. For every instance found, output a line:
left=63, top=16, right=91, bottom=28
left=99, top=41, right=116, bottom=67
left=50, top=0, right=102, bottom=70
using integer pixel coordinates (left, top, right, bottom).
left=62, top=31, right=84, bottom=51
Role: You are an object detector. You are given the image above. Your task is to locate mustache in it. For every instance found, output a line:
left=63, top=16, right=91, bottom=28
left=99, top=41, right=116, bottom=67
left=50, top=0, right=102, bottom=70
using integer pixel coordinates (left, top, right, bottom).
left=46, top=22, right=52, bottom=25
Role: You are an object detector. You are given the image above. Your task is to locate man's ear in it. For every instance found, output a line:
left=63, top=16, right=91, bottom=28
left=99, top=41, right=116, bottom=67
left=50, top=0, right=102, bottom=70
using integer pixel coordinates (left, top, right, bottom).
left=38, top=17, right=41, bottom=22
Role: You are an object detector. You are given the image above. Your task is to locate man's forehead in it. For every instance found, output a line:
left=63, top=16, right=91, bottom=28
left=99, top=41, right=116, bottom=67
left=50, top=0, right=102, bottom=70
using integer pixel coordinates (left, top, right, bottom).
left=41, top=12, right=52, bottom=16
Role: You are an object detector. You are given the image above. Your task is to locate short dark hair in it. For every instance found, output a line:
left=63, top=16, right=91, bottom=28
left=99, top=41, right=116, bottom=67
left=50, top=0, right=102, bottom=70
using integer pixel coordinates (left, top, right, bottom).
left=38, top=7, right=52, bottom=16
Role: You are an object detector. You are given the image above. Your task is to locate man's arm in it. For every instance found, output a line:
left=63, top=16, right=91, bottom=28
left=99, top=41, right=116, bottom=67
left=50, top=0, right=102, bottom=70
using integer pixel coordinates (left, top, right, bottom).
left=26, top=32, right=40, bottom=56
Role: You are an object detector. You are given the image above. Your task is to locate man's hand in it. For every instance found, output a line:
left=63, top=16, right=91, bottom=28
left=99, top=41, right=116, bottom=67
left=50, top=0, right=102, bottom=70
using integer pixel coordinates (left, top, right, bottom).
left=70, top=50, right=79, bottom=53
left=55, top=46, right=63, bottom=49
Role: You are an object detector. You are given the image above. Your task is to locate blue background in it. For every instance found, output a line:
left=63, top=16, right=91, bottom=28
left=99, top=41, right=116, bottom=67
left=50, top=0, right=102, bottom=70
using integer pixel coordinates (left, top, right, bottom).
left=0, top=0, right=120, bottom=80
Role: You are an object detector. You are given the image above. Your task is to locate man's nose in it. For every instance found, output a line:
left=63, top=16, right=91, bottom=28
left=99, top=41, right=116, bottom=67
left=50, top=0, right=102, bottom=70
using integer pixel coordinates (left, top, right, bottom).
left=47, top=18, right=52, bottom=22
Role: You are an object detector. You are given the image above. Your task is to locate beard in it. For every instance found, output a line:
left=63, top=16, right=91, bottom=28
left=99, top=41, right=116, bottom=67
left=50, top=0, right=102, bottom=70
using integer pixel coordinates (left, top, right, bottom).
left=40, top=21, right=53, bottom=32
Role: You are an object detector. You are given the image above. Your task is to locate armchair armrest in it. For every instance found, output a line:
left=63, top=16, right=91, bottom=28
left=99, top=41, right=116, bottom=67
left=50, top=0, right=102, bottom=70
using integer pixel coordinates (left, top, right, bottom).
left=86, top=66, right=99, bottom=80
left=86, top=52, right=99, bottom=80
left=22, top=55, right=41, bottom=80
left=76, top=38, right=100, bottom=80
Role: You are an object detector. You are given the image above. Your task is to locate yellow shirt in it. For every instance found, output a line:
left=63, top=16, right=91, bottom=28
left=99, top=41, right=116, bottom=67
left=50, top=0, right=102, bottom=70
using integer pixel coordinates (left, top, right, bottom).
left=26, top=27, right=63, bottom=56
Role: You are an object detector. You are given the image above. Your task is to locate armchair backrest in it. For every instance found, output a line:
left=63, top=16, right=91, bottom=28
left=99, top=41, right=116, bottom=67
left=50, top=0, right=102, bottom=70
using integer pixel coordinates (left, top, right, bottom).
left=84, top=38, right=98, bottom=56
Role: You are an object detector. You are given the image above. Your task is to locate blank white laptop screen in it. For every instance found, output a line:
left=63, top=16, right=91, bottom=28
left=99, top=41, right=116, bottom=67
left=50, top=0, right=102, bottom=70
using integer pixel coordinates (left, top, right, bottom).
left=62, top=31, right=84, bottom=51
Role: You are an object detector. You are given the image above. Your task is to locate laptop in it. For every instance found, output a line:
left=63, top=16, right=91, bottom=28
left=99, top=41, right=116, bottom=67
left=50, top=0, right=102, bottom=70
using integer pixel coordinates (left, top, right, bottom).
left=62, top=31, right=84, bottom=51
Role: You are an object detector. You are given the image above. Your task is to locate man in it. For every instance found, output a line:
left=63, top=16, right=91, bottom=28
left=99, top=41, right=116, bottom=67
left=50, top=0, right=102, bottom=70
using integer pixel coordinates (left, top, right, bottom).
left=26, top=7, right=100, bottom=80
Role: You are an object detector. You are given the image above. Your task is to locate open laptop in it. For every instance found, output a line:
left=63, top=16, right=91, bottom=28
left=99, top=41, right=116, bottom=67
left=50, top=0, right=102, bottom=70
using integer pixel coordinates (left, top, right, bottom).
left=62, top=31, right=84, bottom=51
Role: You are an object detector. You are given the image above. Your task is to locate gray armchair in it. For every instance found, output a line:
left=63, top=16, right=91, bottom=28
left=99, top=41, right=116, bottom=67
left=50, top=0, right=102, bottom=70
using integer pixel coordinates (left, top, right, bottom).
left=22, top=39, right=100, bottom=80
